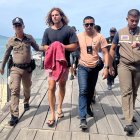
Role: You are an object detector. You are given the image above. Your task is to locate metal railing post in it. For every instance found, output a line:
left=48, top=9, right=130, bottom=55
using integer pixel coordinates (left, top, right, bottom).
left=7, top=55, right=12, bottom=102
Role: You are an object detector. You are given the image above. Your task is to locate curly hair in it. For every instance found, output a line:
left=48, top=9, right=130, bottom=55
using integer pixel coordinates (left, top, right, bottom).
left=46, top=7, right=69, bottom=26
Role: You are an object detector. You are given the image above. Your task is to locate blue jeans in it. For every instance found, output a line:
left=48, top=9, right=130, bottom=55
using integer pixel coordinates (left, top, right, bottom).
left=78, top=64, right=99, bottom=120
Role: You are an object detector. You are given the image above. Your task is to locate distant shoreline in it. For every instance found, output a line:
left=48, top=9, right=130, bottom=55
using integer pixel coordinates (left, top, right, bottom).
left=0, top=35, right=8, bottom=38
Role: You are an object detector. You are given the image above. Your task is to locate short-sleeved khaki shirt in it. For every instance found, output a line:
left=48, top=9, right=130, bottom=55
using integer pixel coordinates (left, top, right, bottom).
left=1, top=34, right=40, bottom=70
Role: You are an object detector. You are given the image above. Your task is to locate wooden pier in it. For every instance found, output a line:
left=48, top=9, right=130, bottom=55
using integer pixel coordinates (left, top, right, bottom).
left=0, top=69, right=140, bottom=140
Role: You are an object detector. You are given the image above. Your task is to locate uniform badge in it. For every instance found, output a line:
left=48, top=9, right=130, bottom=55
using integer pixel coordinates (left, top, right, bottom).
left=15, top=18, right=20, bottom=22
left=121, top=35, right=129, bottom=40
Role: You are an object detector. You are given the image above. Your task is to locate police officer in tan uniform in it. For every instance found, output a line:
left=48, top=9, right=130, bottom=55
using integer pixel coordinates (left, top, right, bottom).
left=110, top=9, right=140, bottom=135
left=0, top=17, right=41, bottom=126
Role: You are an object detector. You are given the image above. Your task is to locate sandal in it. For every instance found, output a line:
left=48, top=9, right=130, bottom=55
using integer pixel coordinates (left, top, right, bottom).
left=47, top=119, right=55, bottom=127
left=57, top=111, right=64, bottom=118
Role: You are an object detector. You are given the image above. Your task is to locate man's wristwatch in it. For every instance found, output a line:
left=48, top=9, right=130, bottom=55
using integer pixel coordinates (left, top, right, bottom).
left=104, top=65, right=109, bottom=69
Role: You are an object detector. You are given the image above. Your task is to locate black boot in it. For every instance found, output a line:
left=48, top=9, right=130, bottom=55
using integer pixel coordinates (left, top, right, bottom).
left=124, top=125, right=134, bottom=135
left=8, top=115, right=19, bottom=126
left=24, top=103, right=30, bottom=111
left=132, top=116, right=137, bottom=122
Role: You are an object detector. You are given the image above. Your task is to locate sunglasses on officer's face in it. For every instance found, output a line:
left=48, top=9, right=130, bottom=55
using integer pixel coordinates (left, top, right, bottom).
left=14, top=24, right=22, bottom=28
left=84, top=23, right=95, bottom=27
left=110, top=30, right=116, bottom=33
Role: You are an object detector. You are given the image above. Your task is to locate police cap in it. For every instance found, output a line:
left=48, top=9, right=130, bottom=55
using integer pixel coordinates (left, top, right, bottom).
left=110, top=27, right=117, bottom=32
left=12, top=17, right=24, bottom=25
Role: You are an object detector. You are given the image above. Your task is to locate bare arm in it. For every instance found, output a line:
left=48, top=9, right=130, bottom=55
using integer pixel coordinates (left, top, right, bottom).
left=101, top=47, right=109, bottom=79
left=64, top=42, right=78, bottom=51
left=109, top=43, right=118, bottom=75
left=102, top=47, right=109, bottom=66
left=0, top=45, right=12, bottom=75
left=30, top=35, right=45, bottom=52
left=42, top=42, right=78, bottom=52
left=109, top=43, right=117, bottom=66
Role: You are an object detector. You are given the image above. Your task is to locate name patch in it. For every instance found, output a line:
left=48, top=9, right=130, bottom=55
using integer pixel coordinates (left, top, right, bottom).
left=121, top=35, right=129, bottom=40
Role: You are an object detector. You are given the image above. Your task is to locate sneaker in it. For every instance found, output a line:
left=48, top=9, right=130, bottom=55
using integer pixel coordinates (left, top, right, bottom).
left=79, top=119, right=87, bottom=129
left=108, top=85, right=112, bottom=90
left=24, top=103, right=30, bottom=111
left=8, top=115, right=19, bottom=126
left=124, top=125, right=134, bottom=135
left=70, top=75, right=74, bottom=80
left=87, top=108, right=94, bottom=117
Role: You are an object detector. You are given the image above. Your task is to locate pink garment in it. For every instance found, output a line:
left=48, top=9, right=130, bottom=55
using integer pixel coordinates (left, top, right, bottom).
left=44, top=41, right=67, bottom=82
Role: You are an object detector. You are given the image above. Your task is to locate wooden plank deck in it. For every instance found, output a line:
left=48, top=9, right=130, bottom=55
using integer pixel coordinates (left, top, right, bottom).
left=0, top=70, right=140, bottom=140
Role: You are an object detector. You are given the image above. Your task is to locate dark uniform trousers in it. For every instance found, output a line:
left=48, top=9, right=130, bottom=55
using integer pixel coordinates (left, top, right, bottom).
left=9, top=67, right=32, bottom=117
left=118, top=62, right=140, bottom=125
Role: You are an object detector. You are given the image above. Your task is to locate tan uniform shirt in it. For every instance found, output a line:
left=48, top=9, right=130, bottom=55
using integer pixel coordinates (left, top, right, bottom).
left=78, top=32, right=107, bottom=68
left=1, top=34, right=40, bottom=70
left=118, top=26, right=140, bottom=64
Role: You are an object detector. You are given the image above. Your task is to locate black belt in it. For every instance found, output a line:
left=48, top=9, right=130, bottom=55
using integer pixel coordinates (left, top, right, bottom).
left=13, top=63, right=31, bottom=69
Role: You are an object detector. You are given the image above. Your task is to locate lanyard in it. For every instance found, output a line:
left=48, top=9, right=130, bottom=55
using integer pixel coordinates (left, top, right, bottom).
left=84, top=32, right=94, bottom=47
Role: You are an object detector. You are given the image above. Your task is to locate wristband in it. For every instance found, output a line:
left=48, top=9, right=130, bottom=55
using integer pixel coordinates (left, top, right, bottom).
left=104, top=65, right=109, bottom=69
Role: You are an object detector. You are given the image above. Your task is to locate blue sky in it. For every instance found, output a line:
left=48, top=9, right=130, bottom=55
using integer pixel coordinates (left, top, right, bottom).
left=0, top=0, right=140, bottom=38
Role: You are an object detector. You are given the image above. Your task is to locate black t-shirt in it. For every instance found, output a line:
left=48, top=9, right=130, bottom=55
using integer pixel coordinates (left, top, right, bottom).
left=106, top=36, right=114, bottom=51
left=106, top=36, right=120, bottom=59
left=42, top=25, right=78, bottom=67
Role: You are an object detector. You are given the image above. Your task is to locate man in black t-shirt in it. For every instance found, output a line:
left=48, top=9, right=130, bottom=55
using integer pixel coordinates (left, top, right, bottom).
left=42, top=7, right=78, bottom=127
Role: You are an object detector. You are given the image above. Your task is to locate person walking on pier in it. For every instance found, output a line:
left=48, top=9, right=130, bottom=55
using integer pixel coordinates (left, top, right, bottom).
left=77, top=16, right=109, bottom=130
left=0, top=17, right=41, bottom=126
left=110, top=9, right=140, bottom=135
left=42, top=7, right=78, bottom=127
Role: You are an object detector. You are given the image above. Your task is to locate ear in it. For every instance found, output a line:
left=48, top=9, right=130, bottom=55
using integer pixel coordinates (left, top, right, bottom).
left=126, top=17, right=128, bottom=21
left=22, top=25, right=25, bottom=29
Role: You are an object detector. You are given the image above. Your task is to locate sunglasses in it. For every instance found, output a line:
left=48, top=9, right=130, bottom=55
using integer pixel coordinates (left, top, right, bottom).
left=110, top=30, right=116, bottom=33
left=84, top=23, right=95, bottom=27
left=14, top=24, right=22, bottom=28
